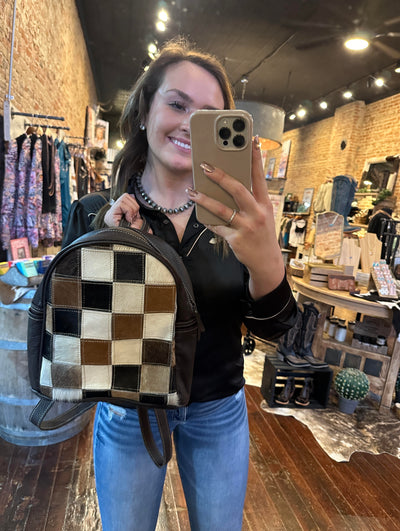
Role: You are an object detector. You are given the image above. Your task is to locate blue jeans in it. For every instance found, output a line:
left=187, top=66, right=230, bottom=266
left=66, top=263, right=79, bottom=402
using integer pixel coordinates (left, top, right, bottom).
left=93, top=387, right=249, bottom=531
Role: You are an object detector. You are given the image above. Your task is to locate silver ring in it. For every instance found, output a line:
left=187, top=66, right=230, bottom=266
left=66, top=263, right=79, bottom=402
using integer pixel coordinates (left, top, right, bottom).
left=226, top=209, right=238, bottom=226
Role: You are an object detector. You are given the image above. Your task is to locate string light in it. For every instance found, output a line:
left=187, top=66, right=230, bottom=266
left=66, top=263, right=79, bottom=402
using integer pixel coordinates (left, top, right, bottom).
left=286, top=62, right=400, bottom=126
left=158, top=8, right=169, bottom=22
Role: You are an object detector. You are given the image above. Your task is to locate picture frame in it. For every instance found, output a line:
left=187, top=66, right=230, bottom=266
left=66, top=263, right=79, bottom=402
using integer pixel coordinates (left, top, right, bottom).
left=85, top=105, right=97, bottom=147
left=93, top=119, right=109, bottom=151
left=300, top=187, right=314, bottom=213
left=277, top=139, right=291, bottom=179
left=10, top=237, right=31, bottom=261
left=266, top=157, right=276, bottom=180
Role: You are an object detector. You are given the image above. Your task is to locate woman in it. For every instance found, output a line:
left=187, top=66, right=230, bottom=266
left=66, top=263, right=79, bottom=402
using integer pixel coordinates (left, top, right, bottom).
left=86, top=38, right=297, bottom=530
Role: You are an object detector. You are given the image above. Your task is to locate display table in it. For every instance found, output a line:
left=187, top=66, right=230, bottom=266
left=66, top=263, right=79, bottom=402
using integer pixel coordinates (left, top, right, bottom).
left=292, top=276, right=400, bottom=412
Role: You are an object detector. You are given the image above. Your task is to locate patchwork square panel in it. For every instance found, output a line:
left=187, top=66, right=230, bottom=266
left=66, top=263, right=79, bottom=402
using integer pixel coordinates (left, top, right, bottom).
left=40, top=243, right=178, bottom=405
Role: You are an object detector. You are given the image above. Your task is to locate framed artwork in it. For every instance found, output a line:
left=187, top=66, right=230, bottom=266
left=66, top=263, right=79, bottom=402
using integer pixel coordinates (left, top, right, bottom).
left=85, top=105, right=97, bottom=147
left=277, top=139, right=291, bottom=179
left=268, top=193, right=285, bottom=238
left=300, top=187, right=314, bottom=212
left=10, top=237, right=31, bottom=260
left=93, top=119, right=109, bottom=151
left=266, top=158, right=276, bottom=180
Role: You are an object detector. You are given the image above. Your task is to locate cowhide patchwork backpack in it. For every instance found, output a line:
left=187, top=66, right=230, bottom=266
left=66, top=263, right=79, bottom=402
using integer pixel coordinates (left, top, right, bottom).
left=27, top=227, right=202, bottom=467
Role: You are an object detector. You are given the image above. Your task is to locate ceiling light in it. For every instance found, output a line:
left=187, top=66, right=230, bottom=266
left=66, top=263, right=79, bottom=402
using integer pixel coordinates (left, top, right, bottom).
left=116, top=140, right=124, bottom=149
left=158, top=8, right=169, bottom=22
left=148, top=42, right=158, bottom=55
left=395, top=63, right=400, bottom=74
left=319, top=101, right=328, bottom=110
left=156, top=20, right=166, bottom=31
left=289, top=113, right=296, bottom=120
left=235, top=101, right=285, bottom=150
left=375, top=77, right=385, bottom=87
left=344, top=37, right=369, bottom=51
left=297, top=107, right=307, bottom=118
left=343, top=90, right=353, bottom=99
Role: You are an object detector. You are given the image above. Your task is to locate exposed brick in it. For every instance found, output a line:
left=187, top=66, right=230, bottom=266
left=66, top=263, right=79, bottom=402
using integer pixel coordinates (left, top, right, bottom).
left=1, top=0, right=97, bottom=138
left=270, top=95, right=400, bottom=223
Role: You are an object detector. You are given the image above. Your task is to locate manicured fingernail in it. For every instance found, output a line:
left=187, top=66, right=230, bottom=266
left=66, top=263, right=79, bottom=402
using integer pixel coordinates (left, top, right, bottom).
left=186, top=187, right=198, bottom=197
left=254, top=135, right=261, bottom=150
left=200, top=161, right=215, bottom=173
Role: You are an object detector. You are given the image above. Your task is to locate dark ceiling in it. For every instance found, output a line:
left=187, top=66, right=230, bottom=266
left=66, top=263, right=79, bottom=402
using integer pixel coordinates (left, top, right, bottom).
left=75, top=0, right=400, bottom=139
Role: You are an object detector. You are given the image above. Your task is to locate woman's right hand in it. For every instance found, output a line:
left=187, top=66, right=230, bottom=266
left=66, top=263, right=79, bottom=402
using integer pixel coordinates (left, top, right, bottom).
left=104, top=193, right=145, bottom=229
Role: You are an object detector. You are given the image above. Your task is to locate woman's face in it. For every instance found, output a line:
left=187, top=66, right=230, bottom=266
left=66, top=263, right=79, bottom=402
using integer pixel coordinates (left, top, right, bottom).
left=144, top=60, right=225, bottom=175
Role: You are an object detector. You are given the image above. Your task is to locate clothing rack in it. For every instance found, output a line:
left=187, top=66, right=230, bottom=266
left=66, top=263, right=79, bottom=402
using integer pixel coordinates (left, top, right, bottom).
left=65, top=135, right=88, bottom=140
left=12, top=110, right=65, bottom=121
left=24, top=122, right=70, bottom=131
left=5, top=105, right=67, bottom=141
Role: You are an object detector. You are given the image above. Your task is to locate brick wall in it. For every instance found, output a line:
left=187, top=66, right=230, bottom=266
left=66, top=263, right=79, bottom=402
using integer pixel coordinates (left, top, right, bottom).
left=270, top=94, right=400, bottom=215
left=0, top=0, right=97, bottom=138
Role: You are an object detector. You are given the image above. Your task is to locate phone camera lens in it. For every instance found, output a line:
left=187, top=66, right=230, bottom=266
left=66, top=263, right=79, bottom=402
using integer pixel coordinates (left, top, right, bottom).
left=233, top=119, right=245, bottom=132
left=219, top=127, right=231, bottom=140
left=233, top=134, right=245, bottom=148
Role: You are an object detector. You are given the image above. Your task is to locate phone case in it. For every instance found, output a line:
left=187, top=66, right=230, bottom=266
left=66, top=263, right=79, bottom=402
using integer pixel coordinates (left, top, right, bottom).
left=190, top=109, right=253, bottom=225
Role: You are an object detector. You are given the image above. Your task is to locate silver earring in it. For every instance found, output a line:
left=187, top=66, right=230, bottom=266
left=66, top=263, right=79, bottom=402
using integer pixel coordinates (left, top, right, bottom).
left=139, top=124, right=146, bottom=131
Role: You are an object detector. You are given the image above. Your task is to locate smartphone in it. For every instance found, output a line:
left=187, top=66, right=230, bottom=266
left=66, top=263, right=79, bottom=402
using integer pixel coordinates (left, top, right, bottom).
left=190, top=109, right=253, bottom=225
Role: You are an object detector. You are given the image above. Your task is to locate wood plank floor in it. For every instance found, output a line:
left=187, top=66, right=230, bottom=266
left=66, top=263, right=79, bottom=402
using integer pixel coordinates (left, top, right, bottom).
left=1, top=385, right=400, bottom=530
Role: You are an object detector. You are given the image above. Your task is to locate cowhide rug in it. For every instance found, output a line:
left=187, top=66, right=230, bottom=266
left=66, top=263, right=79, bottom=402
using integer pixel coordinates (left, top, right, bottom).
left=244, top=346, right=400, bottom=462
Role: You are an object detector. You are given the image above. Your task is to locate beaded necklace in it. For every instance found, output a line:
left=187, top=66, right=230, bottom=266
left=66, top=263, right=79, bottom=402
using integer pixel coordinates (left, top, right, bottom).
left=135, top=174, right=194, bottom=214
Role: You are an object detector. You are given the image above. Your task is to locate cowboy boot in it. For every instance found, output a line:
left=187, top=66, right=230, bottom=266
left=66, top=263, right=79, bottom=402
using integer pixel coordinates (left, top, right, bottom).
left=275, top=376, right=295, bottom=405
left=276, top=307, right=310, bottom=368
left=295, top=377, right=313, bottom=406
left=296, top=301, right=328, bottom=368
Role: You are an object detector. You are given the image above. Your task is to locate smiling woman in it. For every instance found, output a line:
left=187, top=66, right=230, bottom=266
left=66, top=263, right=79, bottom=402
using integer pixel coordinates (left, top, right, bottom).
left=61, top=37, right=298, bottom=531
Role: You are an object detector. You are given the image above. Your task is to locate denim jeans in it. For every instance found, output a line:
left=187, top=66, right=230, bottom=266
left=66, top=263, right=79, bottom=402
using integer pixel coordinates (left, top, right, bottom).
left=93, top=387, right=249, bottom=531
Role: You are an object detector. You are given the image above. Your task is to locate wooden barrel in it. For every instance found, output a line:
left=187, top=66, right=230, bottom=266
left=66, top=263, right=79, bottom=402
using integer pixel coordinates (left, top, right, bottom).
left=0, top=289, right=92, bottom=446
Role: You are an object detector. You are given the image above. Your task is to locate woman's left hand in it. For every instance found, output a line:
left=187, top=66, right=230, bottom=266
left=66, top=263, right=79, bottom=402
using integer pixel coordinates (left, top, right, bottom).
left=186, top=136, right=285, bottom=299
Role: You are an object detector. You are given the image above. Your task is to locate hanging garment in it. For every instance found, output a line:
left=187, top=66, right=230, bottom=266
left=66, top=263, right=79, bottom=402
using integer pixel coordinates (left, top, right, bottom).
left=281, top=217, right=293, bottom=248
left=313, top=181, right=333, bottom=213
left=1, top=140, right=18, bottom=250
left=55, top=138, right=72, bottom=230
left=14, top=135, right=32, bottom=239
left=25, top=136, right=43, bottom=248
left=330, top=175, right=358, bottom=229
left=68, top=151, right=78, bottom=202
left=41, top=134, right=57, bottom=213
left=39, top=147, right=63, bottom=247
left=74, top=154, right=88, bottom=199
left=288, top=218, right=307, bottom=247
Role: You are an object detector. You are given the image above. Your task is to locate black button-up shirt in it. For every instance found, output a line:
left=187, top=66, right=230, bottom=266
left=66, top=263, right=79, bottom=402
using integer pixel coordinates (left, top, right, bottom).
left=63, top=189, right=297, bottom=402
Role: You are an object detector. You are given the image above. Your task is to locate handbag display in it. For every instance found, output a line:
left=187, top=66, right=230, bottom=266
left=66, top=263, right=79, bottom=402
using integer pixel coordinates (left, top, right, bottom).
left=27, top=226, right=203, bottom=467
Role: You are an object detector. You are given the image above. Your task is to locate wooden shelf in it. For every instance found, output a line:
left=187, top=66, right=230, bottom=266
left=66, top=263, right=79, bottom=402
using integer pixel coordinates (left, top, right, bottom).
left=292, top=276, right=400, bottom=412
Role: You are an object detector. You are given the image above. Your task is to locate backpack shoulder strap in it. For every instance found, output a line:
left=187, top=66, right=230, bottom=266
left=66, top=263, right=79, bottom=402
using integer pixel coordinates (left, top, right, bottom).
left=29, top=398, right=95, bottom=429
left=137, top=407, right=172, bottom=468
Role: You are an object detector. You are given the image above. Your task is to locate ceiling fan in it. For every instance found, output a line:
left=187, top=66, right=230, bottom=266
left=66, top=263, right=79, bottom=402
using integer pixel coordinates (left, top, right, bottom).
left=285, top=2, right=400, bottom=58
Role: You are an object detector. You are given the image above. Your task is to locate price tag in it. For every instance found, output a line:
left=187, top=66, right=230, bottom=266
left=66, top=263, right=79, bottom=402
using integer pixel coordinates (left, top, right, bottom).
left=314, top=211, right=344, bottom=259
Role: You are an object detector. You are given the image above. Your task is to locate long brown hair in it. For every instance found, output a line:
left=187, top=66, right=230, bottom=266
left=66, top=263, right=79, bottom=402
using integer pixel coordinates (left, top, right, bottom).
left=94, top=37, right=235, bottom=228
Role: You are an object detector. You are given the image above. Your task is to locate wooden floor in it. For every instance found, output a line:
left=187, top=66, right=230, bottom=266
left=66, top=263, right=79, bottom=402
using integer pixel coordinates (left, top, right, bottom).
left=1, top=385, right=400, bottom=530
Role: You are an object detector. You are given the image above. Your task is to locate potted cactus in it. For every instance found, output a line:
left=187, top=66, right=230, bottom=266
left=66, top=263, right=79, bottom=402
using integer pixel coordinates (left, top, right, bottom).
left=334, top=368, right=370, bottom=414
